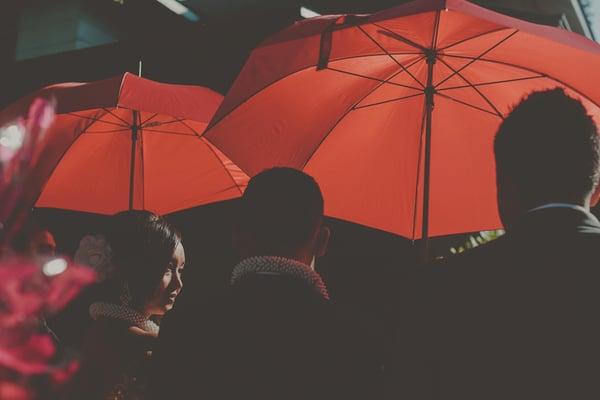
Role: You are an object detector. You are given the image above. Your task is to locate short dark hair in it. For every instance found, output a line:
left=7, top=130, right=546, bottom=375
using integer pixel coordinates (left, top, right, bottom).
left=494, top=88, right=600, bottom=202
left=238, top=167, right=324, bottom=254
left=109, top=211, right=182, bottom=308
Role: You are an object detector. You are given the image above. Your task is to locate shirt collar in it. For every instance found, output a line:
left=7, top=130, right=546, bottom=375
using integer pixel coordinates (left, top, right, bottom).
left=527, top=203, right=589, bottom=214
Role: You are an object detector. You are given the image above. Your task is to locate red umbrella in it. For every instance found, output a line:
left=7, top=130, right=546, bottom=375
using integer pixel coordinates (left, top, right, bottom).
left=0, top=73, right=248, bottom=216
left=205, top=0, right=600, bottom=251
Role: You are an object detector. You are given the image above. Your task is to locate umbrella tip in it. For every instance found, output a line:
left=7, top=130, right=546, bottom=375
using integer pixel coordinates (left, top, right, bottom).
left=138, top=60, right=142, bottom=77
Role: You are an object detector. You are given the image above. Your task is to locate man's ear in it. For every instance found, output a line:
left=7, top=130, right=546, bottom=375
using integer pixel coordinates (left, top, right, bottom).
left=314, top=225, right=331, bottom=258
left=590, top=180, right=600, bottom=206
left=496, top=169, right=523, bottom=229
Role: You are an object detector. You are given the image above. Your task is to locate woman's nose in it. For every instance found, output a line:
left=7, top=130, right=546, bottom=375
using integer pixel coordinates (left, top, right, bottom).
left=174, top=271, right=183, bottom=289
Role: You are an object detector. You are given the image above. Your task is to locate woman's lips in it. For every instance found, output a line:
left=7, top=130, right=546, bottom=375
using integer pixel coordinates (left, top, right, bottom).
left=167, top=292, right=178, bottom=302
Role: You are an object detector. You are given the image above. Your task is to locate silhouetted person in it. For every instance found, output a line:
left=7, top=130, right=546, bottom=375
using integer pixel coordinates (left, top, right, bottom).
left=12, top=221, right=57, bottom=258
left=398, top=88, right=600, bottom=400
left=151, top=167, right=383, bottom=400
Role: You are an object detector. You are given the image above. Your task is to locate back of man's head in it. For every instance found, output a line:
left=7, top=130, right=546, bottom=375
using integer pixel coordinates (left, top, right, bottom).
left=237, top=167, right=325, bottom=258
left=494, top=88, right=600, bottom=222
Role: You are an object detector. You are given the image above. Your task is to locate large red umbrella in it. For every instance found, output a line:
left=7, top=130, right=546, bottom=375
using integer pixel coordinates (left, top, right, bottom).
left=205, top=0, right=600, bottom=248
left=0, top=73, right=248, bottom=216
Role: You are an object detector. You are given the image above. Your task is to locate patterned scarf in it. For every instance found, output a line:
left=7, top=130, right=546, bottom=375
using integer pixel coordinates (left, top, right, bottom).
left=231, top=256, right=330, bottom=300
left=89, top=302, right=160, bottom=335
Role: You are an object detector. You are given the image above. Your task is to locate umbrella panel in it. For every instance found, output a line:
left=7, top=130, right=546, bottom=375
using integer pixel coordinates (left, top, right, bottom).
left=305, top=95, right=426, bottom=238
left=36, top=108, right=245, bottom=215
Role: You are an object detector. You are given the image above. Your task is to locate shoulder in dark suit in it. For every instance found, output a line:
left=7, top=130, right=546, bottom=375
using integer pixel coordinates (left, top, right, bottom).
left=150, top=271, right=383, bottom=400
left=399, top=207, right=600, bottom=400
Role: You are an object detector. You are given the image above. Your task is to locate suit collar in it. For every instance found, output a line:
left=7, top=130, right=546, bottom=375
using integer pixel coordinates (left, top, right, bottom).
left=511, top=206, right=600, bottom=236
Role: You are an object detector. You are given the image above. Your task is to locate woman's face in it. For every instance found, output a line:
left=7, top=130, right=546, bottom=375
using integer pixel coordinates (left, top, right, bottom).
left=145, top=242, right=185, bottom=316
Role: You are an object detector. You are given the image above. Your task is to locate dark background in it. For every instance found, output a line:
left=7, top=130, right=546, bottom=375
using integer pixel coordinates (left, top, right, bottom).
left=1, top=0, right=595, bottom=107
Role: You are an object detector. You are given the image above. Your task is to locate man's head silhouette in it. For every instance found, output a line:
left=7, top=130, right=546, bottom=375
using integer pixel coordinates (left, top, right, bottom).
left=494, top=88, right=600, bottom=227
left=235, top=167, right=330, bottom=267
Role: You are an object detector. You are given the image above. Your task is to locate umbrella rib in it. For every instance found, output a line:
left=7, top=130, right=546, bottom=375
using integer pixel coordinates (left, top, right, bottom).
left=66, top=110, right=114, bottom=140
left=101, top=107, right=132, bottom=126
left=83, top=128, right=131, bottom=134
left=439, top=27, right=513, bottom=51
left=357, top=25, right=426, bottom=88
left=142, top=118, right=187, bottom=128
left=441, top=54, right=600, bottom=110
left=140, top=113, right=159, bottom=126
left=327, top=67, right=423, bottom=91
left=200, top=137, right=245, bottom=196
left=350, top=56, right=426, bottom=109
left=354, top=92, right=424, bottom=109
left=371, top=23, right=428, bottom=51
left=412, top=97, right=428, bottom=240
left=431, top=9, right=441, bottom=50
left=179, top=120, right=205, bottom=138
left=67, top=112, right=128, bottom=128
left=141, top=128, right=196, bottom=136
left=435, top=56, right=504, bottom=118
left=436, top=29, right=519, bottom=88
left=437, top=92, right=502, bottom=118
left=300, top=64, right=421, bottom=171
left=436, top=75, right=545, bottom=91
left=208, top=53, right=423, bottom=131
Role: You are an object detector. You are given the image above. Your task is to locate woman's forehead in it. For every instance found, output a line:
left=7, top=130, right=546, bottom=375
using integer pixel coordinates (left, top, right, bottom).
left=172, top=242, right=185, bottom=263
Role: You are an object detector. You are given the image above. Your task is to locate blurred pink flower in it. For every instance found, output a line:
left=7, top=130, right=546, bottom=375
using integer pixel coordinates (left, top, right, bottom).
left=0, top=258, right=95, bottom=329
left=0, top=262, right=45, bottom=328
left=26, top=98, right=55, bottom=132
left=0, top=98, right=93, bottom=396
left=50, top=359, right=80, bottom=386
left=0, top=334, right=54, bottom=375
left=45, top=259, right=96, bottom=313
left=0, top=380, right=32, bottom=400
left=0, top=97, right=56, bottom=252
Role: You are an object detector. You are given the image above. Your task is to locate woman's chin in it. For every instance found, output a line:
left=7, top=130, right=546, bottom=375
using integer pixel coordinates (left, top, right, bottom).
left=162, top=302, right=175, bottom=312
left=147, top=298, right=177, bottom=316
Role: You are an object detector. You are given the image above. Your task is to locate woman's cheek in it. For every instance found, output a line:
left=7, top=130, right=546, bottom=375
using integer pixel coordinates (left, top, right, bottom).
left=162, top=273, right=172, bottom=290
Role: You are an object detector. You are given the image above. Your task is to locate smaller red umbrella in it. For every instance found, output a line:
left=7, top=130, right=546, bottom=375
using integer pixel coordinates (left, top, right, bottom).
left=0, top=73, right=248, bottom=216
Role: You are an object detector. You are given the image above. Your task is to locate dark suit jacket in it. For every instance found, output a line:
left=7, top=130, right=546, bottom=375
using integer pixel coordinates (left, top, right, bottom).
left=397, top=207, right=600, bottom=400
left=151, top=272, right=383, bottom=400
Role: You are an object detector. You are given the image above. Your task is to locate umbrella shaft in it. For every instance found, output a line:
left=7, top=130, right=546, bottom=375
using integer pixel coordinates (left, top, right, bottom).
left=129, top=110, right=139, bottom=210
left=420, top=49, right=437, bottom=263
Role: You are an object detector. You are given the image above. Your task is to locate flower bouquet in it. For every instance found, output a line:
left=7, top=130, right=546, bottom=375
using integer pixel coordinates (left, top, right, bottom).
left=0, top=98, right=96, bottom=399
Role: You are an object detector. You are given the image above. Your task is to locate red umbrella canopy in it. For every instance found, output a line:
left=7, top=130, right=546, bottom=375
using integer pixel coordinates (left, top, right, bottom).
left=0, top=73, right=248, bottom=216
left=206, top=0, right=600, bottom=239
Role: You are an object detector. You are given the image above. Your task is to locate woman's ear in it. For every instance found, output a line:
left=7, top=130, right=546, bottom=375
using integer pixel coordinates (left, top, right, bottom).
left=314, top=225, right=331, bottom=258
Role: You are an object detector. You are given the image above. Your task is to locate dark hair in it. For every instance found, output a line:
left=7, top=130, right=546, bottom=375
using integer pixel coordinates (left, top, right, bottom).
left=108, top=211, right=182, bottom=308
left=494, top=88, right=600, bottom=203
left=11, top=219, right=53, bottom=254
left=238, top=167, right=324, bottom=254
